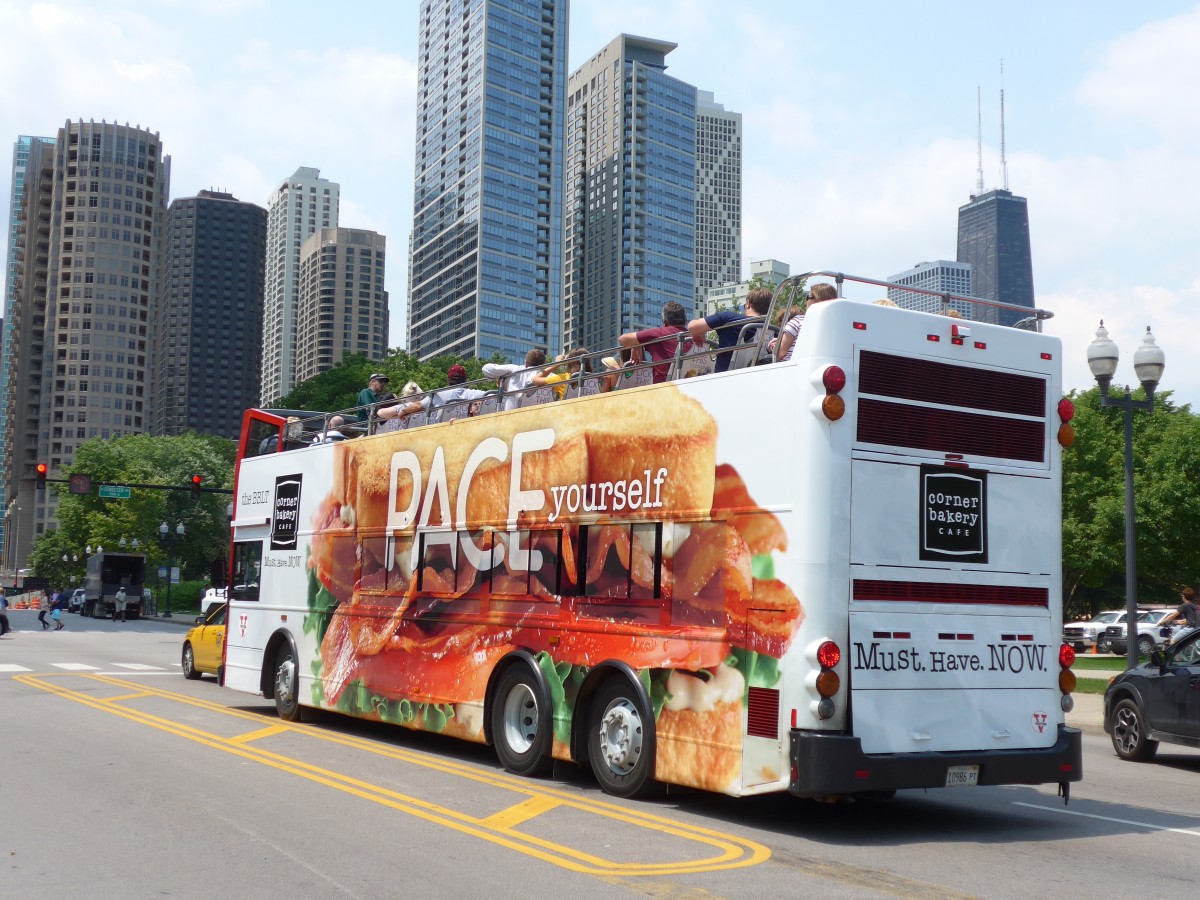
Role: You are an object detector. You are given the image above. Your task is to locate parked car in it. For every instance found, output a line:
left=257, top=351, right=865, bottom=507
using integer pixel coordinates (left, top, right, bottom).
left=1063, top=610, right=1124, bottom=652
left=1102, top=608, right=1174, bottom=657
left=181, top=603, right=226, bottom=681
left=68, top=587, right=86, bottom=613
left=1104, top=627, right=1200, bottom=760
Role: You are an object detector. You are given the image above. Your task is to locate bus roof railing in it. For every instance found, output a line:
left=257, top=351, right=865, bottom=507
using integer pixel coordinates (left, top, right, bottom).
left=247, top=267, right=1056, bottom=444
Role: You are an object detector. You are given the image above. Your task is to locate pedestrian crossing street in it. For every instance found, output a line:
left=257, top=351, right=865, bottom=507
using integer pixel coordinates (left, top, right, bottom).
left=0, top=661, right=177, bottom=673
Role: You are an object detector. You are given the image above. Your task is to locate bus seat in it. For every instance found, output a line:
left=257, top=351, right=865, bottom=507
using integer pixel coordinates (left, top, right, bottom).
left=477, top=395, right=499, bottom=415
left=669, top=339, right=716, bottom=380
left=563, top=374, right=603, bottom=400
left=728, top=322, right=779, bottom=370
left=519, top=386, right=556, bottom=408
left=613, top=366, right=653, bottom=391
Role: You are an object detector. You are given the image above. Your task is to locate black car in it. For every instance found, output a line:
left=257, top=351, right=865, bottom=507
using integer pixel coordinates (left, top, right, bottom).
left=1104, top=627, right=1200, bottom=761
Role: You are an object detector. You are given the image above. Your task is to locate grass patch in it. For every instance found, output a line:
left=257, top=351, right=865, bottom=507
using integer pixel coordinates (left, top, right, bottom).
left=1073, top=657, right=1128, bottom=671
left=1075, top=676, right=1113, bottom=695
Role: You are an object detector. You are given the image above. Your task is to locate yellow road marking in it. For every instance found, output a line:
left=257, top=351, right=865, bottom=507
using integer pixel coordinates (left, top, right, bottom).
left=105, top=691, right=153, bottom=702
left=479, top=794, right=563, bottom=830
left=17, top=673, right=770, bottom=877
left=228, top=723, right=293, bottom=744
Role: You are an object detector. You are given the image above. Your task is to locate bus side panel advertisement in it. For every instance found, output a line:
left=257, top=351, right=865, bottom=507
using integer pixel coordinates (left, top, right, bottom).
left=294, top=385, right=803, bottom=794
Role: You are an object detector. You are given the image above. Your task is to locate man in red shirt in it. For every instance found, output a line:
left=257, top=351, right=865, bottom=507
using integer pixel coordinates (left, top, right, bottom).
left=618, top=301, right=688, bottom=383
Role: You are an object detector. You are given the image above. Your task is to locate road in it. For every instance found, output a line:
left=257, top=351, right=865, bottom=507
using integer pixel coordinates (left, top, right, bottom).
left=2, top=609, right=1198, bottom=899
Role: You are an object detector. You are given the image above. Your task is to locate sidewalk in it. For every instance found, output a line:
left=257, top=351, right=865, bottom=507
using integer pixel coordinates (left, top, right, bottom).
left=1066, top=691, right=1105, bottom=734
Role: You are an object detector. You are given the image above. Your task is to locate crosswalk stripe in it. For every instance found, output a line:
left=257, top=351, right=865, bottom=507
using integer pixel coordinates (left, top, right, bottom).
left=111, top=663, right=165, bottom=671
left=0, top=664, right=32, bottom=673
left=51, top=663, right=100, bottom=671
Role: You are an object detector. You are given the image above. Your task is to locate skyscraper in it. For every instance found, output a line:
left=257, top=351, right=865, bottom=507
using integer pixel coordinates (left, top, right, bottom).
left=562, top=35, right=697, bottom=353
left=1, top=135, right=53, bottom=564
left=956, top=188, right=1034, bottom=326
left=261, top=167, right=339, bottom=403
left=887, top=260, right=974, bottom=318
left=295, top=227, right=388, bottom=384
left=2, top=120, right=169, bottom=567
left=153, top=190, right=267, bottom=438
left=407, top=0, right=566, bottom=362
left=694, top=91, right=742, bottom=317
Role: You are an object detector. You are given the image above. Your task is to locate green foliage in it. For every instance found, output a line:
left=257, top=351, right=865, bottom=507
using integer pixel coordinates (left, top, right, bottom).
left=276, top=349, right=501, bottom=414
left=1062, top=387, right=1200, bottom=618
left=29, top=432, right=235, bottom=583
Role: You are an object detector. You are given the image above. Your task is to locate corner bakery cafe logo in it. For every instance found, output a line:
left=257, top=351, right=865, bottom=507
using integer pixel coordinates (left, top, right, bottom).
left=271, top=474, right=303, bottom=551
left=920, top=465, right=987, bottom=564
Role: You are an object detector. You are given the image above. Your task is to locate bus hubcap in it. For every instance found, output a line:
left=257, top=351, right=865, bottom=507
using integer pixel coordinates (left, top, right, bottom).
left=598, top=701, right=642, bottom=773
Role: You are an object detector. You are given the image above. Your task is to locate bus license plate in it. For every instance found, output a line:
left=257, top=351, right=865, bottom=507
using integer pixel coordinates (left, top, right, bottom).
left=945, top=765, right=979, bottom=788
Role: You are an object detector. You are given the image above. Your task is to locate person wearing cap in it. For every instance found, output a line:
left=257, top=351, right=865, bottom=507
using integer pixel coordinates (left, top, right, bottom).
left=482, top=348, right=547, bottom=411
left=379, top=364, right=487, bottom=422
left=356, top=373, right=392, bottom=422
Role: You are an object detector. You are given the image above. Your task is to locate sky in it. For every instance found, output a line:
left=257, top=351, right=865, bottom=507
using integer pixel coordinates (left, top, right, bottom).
left=2, top=0, right=1198, bottom=406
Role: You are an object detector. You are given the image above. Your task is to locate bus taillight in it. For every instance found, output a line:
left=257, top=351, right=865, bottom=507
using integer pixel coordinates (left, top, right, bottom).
left=810, top=640, right=842, bottom=720
left=822, top=366, right=846, bottom=393
left=1057, top=398, right=1075, bottom=422
left=816, top=640, right=841, bottom=668
left=817, top=366, right=846, bottom=422
left=1059, top=643, right=1076, bottom=668
left=1058, top=643, right=1077, bottom=708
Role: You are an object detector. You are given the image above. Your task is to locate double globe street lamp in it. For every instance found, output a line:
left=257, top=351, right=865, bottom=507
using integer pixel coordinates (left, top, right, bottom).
left=1087, top=321, right=1167, bottom=670
left=159, top=522, right=185, bottom=619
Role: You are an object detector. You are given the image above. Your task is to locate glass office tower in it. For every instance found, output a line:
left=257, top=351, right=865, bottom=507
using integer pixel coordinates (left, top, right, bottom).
left=408, top=0, right=567, bottom=362
left=956, top=188, right=1035, bottom=327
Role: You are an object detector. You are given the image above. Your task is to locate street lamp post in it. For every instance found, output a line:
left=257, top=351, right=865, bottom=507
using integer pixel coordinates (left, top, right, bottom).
left=1087, top=321, right=1167, bottom=671
left=159, top=522, right=185, bottom=619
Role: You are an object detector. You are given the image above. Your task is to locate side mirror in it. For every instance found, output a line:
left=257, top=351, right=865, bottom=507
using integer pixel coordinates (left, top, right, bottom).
left=194, top=615, right=205, bottom=625
left=1149, top=649, right=1166, bottom=669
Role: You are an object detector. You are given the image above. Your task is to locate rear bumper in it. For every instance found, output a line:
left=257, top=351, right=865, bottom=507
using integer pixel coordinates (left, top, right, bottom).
left=788, top=724, right=1082, bottom=798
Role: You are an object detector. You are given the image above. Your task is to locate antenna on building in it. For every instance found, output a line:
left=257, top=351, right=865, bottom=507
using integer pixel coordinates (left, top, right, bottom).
left=975, top=86, right=985, bottom=195
left=999, top=60, right=1009, bottom=190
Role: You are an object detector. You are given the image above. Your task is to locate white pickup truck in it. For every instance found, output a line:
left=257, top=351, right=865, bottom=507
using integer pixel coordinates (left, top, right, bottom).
left=1100, top=608, right=1173, bottom=656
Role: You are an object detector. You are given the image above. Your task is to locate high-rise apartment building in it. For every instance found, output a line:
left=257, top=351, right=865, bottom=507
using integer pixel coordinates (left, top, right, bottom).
left=261, top=167, right=339, bottom=403
left=153, top=190, right=267, bottom=438
left=1, top=135, right=54, bottom=565
left=295, top=227, right=388, bottom=384
left=407, top=0, right=566, bottom=362
left=562, top=35, right=698, bottom=353
left=956, top=188, right=1034, bottom=326
left=887, top=260, right=975, bottom=318
left=2, top=121, right=169, bottom=569
left=694, top=91, right=741, bottom=316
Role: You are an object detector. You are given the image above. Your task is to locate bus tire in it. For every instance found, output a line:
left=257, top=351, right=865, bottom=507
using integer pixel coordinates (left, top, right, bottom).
left=491, top=664, right=553, bottom=778
left=182, top=643, right=200, bottom=680
left=273, top=645, right=302, bottom=722
left=587, top=677, right=657, bottom=798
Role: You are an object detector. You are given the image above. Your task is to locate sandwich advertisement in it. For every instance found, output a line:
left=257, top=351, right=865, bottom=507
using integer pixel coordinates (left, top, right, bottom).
left=252, top=384, right=803, bottom=794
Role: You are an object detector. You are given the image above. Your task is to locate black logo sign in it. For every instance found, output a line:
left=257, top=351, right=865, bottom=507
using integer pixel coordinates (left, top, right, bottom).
left=270, top=474, right=303, bottom=551
left=920, top=466, right=987, bottom=563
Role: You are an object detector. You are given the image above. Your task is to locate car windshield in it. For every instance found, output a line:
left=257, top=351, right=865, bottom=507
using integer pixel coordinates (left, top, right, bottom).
left=1095, top=612, right=1121, bottom=623
left=1137, top=611, right=1167, bottom=623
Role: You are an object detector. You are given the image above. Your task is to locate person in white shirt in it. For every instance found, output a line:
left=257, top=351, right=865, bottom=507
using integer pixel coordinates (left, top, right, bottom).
left=380, top=365, right=488, bottom=421
left=482, top=349, right=547, bottom=411
left=312, top=415, right=349, bottom=444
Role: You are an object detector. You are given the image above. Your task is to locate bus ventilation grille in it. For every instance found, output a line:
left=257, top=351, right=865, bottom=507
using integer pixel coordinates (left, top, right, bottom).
left=858, top=350, right=1046, bottom=416
left=746, top=686, right=780, bottom=738
left=857, top=398, right=1046, bottom=463
left=853, top=579, right=1050, bottom=607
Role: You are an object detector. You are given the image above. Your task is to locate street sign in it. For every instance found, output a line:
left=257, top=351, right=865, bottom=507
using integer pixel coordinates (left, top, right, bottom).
left=98, top=485, right=132, bottom=499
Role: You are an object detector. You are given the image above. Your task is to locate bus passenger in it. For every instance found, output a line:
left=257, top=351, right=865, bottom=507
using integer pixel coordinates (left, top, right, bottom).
left=531, top=347, right=592, bottom=398
left=688, top=287, right=772, bottom=373
left=311, top=415, right=349, bottom=444
left=598, top=349, right=632, bottom=393
left=769, top=282, right=837, bottom=362
left=356, top=373, right=393, bottom=422
left=483, top=349, right=547, bottom=411
left=380, top=365, right=487, bottom=422
left=619, top=301, right=687, bottom=383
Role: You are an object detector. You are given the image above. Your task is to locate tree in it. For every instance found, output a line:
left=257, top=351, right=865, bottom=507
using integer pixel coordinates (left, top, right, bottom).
left=277, top=349, right=500, bottom=413
left=1061, top=387, right=1200, bottom=617
left=29, top=432, right=235, bottom=583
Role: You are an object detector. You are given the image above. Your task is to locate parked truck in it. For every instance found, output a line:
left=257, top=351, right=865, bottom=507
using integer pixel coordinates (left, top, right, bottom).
left=81, top=551, right=147, bottom=619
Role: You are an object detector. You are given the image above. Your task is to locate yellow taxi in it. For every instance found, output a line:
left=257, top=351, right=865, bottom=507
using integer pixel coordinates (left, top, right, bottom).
left=182, top=602, right=226, bottom=680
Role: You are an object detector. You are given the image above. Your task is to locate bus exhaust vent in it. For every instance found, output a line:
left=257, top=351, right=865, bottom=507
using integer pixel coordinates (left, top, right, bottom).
left=856, top=350, right=1048, bottom=463
left=858, top=350, right=1046, bottom=416
left=746, top=686, right=780, bottom=738
left=857, top=398, right=1046, bottom=462
left=853, top=580, right=1049, bottom=607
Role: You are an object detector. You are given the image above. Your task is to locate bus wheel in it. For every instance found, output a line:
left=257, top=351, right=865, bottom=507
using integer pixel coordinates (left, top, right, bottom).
left=182, top=643, right=200, bottom=680
left=273, top=646, right=302, bottom=722
left=491, top=665, right=553, bottom=777
left=587, top=678, right=657, bottom=798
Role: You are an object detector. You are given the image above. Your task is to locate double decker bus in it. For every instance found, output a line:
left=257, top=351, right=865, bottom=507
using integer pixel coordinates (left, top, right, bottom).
left=221, top=271, right=1082, bottom=801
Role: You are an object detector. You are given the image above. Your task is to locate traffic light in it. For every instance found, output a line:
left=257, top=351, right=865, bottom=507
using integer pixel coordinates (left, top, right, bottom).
left=36, top=462, right=48, bottom=488
left=190, top=474, right=203, bottom=499
left=68, top=473, right=92, bottom=495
